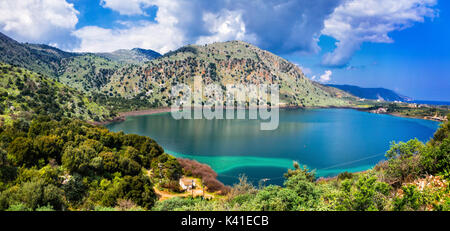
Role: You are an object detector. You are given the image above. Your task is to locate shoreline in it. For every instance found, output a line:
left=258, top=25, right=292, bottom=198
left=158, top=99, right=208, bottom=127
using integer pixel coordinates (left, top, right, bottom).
left=93, top=104, right=443, bottom=126
left=97, top=105, right=438, bottom=186
left=90, top=107, right=173, bottom=126
left=355, top=108, right=447, bottom=123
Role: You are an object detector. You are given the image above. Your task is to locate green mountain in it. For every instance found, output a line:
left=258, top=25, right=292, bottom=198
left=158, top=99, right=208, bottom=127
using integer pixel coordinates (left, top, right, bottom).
left=327, top=84, right=412, bottom=102
left=0, top=32, right=77, bottom=78
left=101, top=41, right=356, bottom=107
left=0, top=32, right=357, bottom=108
left=57, top=54, right=122, bottom=93
left=96, top=48, right=161, bottom=64
left=0, top=63, right=115, bottom=125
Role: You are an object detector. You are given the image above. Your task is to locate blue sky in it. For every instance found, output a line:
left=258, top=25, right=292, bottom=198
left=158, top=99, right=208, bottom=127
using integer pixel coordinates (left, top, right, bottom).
left=0, top=0, right=448, bottom=101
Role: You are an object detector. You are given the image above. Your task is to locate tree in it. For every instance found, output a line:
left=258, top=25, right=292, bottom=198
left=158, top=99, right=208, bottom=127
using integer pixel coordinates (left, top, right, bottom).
left=118, top=156, right=141, bottom=176
left=283, top=164, right=322, bottom=210
left=335, top=175, right=391, bottom=211
left=99, top=151, right=119, bottom=173
left=385, top=139, right=425, bottom=185
left=421, top=120, right=450, bottom=176
left=152, top=153, right=183, bottom=181
left=251, top=185, right=299, bottom=211
left=7, top=137, right=36, bottom=167
left=62, top=144, right=97, bottom=174
left=33, top=135, right=63, bottom=163
left=62, top=174, right=86, bottom=205
left=118, top=175, right=156, bottom=209
left=0, top=178, right=65, bottom=211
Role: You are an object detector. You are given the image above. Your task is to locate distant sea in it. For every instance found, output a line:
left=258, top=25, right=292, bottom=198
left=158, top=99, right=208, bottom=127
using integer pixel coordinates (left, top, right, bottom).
left=410, top=100, right=450, bottom=106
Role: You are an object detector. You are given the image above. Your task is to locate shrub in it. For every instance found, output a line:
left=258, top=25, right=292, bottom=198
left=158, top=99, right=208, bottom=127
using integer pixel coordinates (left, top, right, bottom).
left=384, top=139, right=425, bottom=186
left=337, top=171, right=354, bottom=181
left=178, top=158, right=230, bottom=193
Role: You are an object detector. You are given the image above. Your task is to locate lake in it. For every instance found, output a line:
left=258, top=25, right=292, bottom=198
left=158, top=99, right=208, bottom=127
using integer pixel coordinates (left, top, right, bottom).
left=106, top=108, right=440, bottom=186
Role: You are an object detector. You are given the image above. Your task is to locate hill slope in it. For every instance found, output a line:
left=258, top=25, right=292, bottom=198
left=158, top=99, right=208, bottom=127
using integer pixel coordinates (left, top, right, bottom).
left=0, top=32, right=356, bottom=108
left=327, top=84, right=411, bottom=102
left=96, top=48, right=162, bottom=64
left=0, top=63, right=114, bottom=125
left=102, top=41, right=355, bottom=107
left=57, top=54, right=122, bottom=93
left=0, top=32, right=77, bottom=78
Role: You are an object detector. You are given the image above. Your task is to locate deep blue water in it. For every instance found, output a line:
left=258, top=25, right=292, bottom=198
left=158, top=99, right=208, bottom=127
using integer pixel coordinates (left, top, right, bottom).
left=106, top=109, right=440, bottom=185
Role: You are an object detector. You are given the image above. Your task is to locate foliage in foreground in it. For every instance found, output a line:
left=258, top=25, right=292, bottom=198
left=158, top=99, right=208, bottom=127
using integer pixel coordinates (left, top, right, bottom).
left=0, top=117, right=182, bottom=211
left=0, top=118, right=448, bottom=211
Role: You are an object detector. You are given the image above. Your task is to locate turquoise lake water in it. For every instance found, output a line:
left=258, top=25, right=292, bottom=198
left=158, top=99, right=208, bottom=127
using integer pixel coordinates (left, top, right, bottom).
left=106, top=109, right=440, bottom=185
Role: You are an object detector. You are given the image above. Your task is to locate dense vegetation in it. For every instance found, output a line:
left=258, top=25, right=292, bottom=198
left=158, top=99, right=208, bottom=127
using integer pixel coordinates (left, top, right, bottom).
left=57, top=54, right=122, bottom=93
left=0, top=32, right=77, bottom=78
left=0, top=117, right=183, bottom=211
left=0, top=63, right=114, bottom=125
left=101, top=41, right=354, bottom=107
left=0, top=31, right=448, bottom=211
left=1, top=32, right=356, bottom=110
left=0, top=116, right=447, bottom=211
left=90, top=92, right=162, bottom=113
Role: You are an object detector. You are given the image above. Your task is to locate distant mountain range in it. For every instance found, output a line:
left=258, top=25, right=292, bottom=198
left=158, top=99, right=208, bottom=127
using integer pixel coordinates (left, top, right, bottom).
left=0, top=32, right=357, bottom=114
left=99, top=41, right=356, bottom=107
left=4, top=30, right=446, bottom=125
left=326, top=84, right=412, bottom=102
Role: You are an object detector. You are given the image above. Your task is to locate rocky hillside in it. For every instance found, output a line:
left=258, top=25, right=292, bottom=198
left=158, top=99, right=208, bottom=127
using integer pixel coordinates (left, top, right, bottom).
left=0, top=32, right=357, bottom=108
left=0, top=63, right=114, bottom=125
left=57, top=54, right=122, bottom=93
left=0, top=32, right=77, bottom=78
left=96, top=48, right=162, bottom=64
left=102, top=41, right=356, bottom=107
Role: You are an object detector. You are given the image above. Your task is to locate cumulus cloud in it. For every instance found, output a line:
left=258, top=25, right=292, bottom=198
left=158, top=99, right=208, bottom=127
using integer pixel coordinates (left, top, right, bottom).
left=1, top=0, right=439, bottom=65
left=74, top=0, right=188, bottom=53
left=72, top=22, right=184, bottom=53
left=319, top=70, right=332, bottom=83
left=73, top=0, right=340, bottom=54
left=321, top=0, right=438, bottom=67
left=0, top=0, right=78, bottom=48
left=196, top=9, right=257, bottom=46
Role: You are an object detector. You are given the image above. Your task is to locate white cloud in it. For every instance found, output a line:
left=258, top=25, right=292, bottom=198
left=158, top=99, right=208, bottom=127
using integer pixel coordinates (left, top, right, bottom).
left=0, top=0, right=78, bottom=47
left=72, top=23, right=184, bottom=54
left=196, top=10, right=257, bottom=45
left=319, top=70, right=332, bottom=83
left=2, top=0, right=437, bottom=65
left=100, top=0, right=153, bottom=15
left=321, top=0, right=438, bottom=67
left=74, top=0, right=186, bottom=53
left=75, top=0, right=341, bottom=54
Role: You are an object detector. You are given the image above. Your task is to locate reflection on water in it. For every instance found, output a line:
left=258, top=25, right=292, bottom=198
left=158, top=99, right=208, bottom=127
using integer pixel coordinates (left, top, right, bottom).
left=107, top=109, right=440, bottom=185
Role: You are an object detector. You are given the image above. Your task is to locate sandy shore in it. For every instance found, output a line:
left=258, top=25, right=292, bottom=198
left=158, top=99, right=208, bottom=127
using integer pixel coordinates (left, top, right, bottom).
left=119, top=107, right=172, bottom=117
